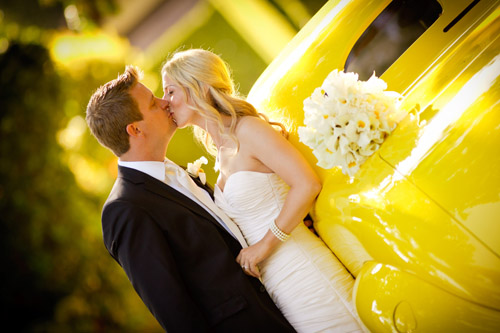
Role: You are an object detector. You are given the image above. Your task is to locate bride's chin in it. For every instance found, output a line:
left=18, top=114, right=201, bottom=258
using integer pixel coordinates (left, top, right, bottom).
left=177, top=119, right=195, bottom=128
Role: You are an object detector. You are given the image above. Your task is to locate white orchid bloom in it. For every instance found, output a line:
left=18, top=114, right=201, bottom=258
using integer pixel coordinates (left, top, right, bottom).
left=359, top=142, right=380, bottom=157
left=344, top=152, right=360, bottom=177
left=187, top=156, right=208, bottom=185
left=357, top=131, right=372, bottom=148
left=344, top=121, right=359, bottom=143
left=338, top=135, right=350, bottom=156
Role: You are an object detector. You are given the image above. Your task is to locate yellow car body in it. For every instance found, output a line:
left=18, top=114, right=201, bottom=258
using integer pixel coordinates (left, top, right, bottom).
left=247, top=0, right=500, bottom=331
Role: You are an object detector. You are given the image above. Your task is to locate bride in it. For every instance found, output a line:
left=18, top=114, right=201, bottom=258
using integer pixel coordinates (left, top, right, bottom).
left=161, top=49, right=363, bottom=332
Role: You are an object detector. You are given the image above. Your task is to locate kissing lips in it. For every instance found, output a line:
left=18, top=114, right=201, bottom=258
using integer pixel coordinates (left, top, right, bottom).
left=169, top=111, right=177, bottom=125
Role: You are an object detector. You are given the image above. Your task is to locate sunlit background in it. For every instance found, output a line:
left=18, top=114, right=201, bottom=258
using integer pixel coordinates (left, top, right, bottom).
left=0, top=0, right=328, bottom=331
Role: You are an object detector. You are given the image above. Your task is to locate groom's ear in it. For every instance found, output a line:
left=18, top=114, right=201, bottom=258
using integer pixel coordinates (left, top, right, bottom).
left=126, top=123, right=141, bottom=137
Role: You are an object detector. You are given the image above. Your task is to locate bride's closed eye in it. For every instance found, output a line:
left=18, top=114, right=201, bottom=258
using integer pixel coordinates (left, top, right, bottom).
left=162, top=88, right=173, bottom=100
left=164, top=89, right=174, bottom=97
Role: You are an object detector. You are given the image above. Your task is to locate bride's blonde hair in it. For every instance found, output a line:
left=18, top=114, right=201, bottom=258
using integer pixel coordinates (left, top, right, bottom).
left=161, top=48, right=287, bottom=156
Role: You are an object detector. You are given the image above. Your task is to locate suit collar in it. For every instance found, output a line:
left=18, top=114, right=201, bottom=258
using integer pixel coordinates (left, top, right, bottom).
left=118, top=160, right=165, bottom=182
left=117, top=166, right=225, bottom=233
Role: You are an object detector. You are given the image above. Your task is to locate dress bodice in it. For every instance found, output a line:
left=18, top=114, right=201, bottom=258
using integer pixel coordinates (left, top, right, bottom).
left=214, top=171, right=289, bottom=246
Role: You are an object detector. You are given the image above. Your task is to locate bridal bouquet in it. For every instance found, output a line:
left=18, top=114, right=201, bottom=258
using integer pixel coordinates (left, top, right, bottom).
left=298, top=70, right=402, bottom=177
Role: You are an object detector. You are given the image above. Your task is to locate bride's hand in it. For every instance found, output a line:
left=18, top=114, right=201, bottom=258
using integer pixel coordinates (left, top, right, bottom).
left=236, top=241, right=274, bottom=278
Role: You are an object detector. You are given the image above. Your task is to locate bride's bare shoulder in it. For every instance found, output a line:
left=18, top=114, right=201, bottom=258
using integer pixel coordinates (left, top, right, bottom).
left=235, top=116, right=270, bottom=135
left=235, top=116, right=284, bottom=155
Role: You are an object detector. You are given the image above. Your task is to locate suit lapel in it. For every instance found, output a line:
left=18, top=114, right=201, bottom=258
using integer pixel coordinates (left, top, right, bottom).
left=118, top=166, right=228, bottom=234
left=190, top=173, right=214, bottom=199
left=178, top=164, right=214, bottom=199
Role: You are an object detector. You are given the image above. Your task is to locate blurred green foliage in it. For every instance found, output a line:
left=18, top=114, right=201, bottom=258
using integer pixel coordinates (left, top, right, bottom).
left=0, top=39, right=162, bottom=332
left=0, top=2, right=162, bottom=330
left=0, top=0, right=118, bottom=29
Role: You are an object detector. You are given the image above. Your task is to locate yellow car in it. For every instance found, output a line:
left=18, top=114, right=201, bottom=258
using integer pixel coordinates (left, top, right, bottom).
left=248, top=0, right=500, bottom=331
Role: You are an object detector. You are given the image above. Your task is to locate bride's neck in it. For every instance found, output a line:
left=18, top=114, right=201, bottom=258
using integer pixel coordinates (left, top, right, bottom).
left=202, top=114, right=234, bottom=150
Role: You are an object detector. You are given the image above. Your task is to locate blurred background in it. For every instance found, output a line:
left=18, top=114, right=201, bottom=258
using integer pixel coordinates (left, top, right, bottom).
left=0, top=0, right=327, bottom=331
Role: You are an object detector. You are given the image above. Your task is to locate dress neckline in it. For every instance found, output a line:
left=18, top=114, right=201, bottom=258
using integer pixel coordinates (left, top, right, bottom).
left=216, top=170, right=275, bottom=194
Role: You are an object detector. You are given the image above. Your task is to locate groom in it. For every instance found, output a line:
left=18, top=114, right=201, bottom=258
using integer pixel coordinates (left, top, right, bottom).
left=86, top=66, right=294, bottom=332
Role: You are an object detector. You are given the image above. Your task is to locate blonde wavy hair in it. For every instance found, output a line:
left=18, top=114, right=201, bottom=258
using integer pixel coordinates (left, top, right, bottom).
left=161, top=48, right=287, bottom=156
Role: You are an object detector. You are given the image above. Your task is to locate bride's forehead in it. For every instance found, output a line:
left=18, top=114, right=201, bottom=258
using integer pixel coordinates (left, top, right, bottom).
left=162, top=75, right=176, bottom=88
left=162, top=73, right=174, bottom=84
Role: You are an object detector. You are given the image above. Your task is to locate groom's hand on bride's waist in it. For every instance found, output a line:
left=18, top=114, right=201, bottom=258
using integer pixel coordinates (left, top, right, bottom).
left=303, top=214, right=318, bottom=237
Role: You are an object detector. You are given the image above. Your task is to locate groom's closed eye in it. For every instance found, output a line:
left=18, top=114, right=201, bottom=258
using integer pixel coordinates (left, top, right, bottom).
left=149, top=94, right=155, bottom=108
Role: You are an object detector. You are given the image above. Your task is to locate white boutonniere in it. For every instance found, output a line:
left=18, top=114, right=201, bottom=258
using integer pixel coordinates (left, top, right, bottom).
left=187, top=156, right=208, bottom=185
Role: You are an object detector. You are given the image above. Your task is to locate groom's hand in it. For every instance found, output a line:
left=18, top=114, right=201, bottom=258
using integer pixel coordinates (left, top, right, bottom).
left=236, top=227, right=285, bottom=278
left=236, top=242, right=273, bottom=278
left=304, top=214, right=318, bottom=237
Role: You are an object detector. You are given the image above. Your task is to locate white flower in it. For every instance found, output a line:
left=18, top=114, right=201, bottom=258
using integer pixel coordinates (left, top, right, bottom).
left=187, top=156, right=208, bottom=185
left=299, top=70, right=402, bottom=177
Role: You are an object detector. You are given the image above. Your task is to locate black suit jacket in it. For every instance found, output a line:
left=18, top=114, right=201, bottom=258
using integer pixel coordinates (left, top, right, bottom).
left=102, top=166, right=294, bottom=332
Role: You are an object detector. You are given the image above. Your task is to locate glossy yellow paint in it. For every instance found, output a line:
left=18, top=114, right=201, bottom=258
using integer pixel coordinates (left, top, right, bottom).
left=248, top=0, right=500, bottom=331
left=355, top=262, right=500, bottom=332
left=382, top=11, right=500, bottom=258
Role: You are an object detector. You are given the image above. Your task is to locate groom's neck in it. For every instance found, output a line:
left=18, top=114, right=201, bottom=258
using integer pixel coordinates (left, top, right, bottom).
left=120, top=144, right=169, bottom=162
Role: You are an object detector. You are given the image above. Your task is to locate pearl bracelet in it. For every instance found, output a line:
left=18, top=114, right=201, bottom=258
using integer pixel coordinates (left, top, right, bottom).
left=270, top=219, right=290, bottom=242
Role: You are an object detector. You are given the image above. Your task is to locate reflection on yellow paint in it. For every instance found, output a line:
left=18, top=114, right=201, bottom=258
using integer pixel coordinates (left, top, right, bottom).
left=396, top=55, right=500, bottom=177
left=248, top=0, right=351, bottom=106
left=357, top=174, right=397, bottom=211
left=49, top=31, right=129, bottom=67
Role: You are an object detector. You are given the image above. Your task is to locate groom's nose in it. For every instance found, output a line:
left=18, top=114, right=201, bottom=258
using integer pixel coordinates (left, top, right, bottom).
left=158, top=98, right=169, bottom=110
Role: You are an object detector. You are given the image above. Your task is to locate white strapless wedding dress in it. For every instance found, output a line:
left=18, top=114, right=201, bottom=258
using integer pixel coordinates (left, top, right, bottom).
left=214, top=171, right=363, bottom=333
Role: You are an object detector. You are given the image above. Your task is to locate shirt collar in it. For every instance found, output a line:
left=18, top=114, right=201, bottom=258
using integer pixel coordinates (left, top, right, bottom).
left=118, top=159, right=166, bottom=182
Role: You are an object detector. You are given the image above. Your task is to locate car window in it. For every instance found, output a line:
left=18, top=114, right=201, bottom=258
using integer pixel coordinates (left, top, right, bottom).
left=345, top=0, right=442, bottom=80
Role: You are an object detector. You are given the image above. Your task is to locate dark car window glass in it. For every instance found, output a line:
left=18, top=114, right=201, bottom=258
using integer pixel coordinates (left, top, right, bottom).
left=345, top=0, right=442, bottom=80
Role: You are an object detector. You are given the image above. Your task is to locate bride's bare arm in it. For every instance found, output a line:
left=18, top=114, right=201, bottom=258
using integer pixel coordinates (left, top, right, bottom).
left=235, top=116, right=321, bottom=278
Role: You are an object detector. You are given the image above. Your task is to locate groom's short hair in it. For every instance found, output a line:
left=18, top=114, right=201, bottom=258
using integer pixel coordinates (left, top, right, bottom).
left=86, top=65, right=144, bottom=156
